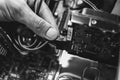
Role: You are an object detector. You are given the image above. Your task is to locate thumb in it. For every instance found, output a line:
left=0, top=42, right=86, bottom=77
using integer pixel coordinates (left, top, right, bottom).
left=17, top=3, right=59, bottom=40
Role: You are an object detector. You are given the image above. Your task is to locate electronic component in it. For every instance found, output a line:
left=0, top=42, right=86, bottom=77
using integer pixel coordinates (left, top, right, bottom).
left=53, top=8, right=120, bottom=65
left=0, top=26, right=59, bottom=80
left=0, top=53, right=59, bottom=80
left=0, top=0, right=118, bottom=80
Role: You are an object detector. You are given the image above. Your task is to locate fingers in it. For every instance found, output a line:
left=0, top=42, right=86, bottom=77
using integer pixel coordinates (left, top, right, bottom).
left=38, top=1, right=57, bottom=28
left=27, top=0, right=58, bottom=32
left=17, top=1, right=59, bottom=40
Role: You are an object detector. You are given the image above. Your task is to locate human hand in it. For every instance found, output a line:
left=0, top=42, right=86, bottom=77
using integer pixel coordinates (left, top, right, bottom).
left=0, top=0, right=59, bottom=40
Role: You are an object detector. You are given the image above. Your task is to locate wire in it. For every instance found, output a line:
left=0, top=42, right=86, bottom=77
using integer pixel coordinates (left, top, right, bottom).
left=82, top=0, right=100, bottom=11
left=17, top=36, right=48, bottom=51
left=56, top=72, right=81, bottom=80
left=21, top=38, right=38, bottom=48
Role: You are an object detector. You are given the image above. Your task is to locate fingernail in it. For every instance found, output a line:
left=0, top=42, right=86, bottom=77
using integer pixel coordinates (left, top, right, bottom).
left=46, top=28, right=58, bottom=40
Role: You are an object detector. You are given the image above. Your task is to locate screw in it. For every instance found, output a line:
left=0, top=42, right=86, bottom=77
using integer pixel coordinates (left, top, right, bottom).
left=91, top=20, right=97, bottom=25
